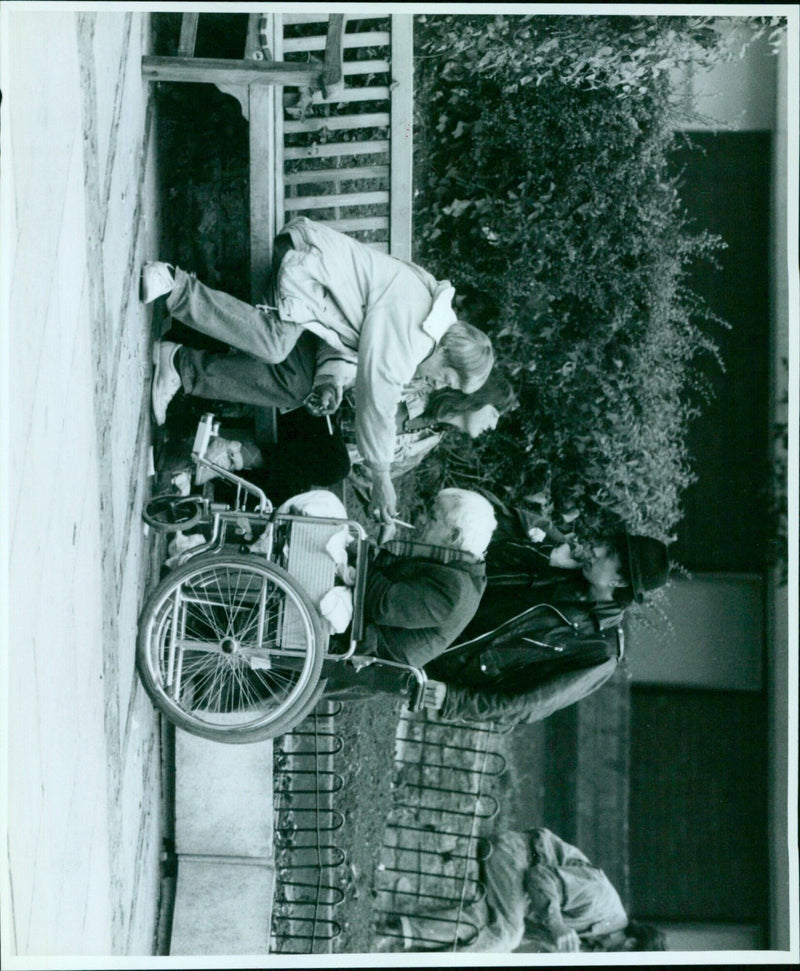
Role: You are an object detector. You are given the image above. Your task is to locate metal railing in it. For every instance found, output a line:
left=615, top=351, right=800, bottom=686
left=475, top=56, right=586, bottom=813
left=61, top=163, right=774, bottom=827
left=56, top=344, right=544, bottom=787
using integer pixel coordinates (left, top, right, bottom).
left=271, top=703, right=512, bottom=954
left=374, top=711, right=510, bottom=951
left=270, top=700, right=345, bottom=953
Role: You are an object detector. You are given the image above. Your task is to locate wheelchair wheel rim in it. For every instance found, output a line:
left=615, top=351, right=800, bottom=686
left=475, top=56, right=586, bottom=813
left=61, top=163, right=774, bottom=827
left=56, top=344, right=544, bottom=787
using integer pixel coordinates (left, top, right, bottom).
left=140, top=558, right=320, bottom=735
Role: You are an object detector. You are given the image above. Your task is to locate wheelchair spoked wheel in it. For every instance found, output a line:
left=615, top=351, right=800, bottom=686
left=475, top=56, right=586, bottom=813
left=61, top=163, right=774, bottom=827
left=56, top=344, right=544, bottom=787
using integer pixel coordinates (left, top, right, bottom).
left=143, top=493, right=204, bottom=533
left=137, top=554, right=325, bottom=742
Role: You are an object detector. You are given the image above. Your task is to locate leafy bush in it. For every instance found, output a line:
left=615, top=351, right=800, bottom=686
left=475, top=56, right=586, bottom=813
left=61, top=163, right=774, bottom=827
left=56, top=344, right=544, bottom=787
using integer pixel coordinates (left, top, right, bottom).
left=410, top=14, right=783, bottom=544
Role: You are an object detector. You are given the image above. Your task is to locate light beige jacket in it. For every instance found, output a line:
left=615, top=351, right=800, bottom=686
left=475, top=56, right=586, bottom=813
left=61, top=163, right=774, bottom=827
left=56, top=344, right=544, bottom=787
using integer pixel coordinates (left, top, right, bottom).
left=277, top=217, right=457, bottom=470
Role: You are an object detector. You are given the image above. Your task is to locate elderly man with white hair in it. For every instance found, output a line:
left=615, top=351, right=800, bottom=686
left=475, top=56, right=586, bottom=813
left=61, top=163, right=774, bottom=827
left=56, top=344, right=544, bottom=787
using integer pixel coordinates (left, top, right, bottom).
left=317, top=488, right=497, bottom=694
left=360, top=487, right=497, bottom=668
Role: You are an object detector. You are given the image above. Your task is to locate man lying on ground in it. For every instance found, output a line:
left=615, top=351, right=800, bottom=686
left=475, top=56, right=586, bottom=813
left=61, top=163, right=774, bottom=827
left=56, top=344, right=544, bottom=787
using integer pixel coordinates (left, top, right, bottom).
left=376, top=827, right=666, bottom=953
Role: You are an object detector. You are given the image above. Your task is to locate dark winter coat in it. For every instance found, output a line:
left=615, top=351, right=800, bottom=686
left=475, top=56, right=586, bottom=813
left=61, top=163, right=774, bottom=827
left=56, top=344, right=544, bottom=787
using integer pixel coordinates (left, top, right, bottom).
left=426, top=501, right=626, bottom=725
left=363, top=546, right=487, bottom=668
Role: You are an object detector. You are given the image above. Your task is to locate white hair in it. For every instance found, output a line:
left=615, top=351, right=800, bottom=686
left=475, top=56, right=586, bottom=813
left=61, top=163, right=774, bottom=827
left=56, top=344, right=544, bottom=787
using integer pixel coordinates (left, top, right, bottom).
left=436, top=488, right=498, bottom=559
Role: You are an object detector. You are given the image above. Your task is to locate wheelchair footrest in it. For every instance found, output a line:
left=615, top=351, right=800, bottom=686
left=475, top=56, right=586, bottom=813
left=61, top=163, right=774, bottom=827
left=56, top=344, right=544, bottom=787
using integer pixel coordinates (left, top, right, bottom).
left=407, top=678, right=445, bottom=713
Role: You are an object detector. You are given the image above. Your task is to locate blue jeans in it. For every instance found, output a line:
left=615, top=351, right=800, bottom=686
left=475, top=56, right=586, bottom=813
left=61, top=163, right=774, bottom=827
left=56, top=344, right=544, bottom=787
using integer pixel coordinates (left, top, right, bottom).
left=175, top=330, right=317, bottom=410
left=167, top=266, right=305, bottom=363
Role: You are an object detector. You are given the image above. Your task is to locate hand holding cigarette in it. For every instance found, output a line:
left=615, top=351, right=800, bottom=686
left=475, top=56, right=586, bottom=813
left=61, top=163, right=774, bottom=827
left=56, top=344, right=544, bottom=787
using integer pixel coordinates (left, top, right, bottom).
left=303, top=382, right=342, bottom=417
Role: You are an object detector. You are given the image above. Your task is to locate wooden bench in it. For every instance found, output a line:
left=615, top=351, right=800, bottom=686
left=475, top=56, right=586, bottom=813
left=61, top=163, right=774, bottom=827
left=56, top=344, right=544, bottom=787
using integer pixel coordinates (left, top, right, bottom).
left=144, top=13, right=414, bottom=443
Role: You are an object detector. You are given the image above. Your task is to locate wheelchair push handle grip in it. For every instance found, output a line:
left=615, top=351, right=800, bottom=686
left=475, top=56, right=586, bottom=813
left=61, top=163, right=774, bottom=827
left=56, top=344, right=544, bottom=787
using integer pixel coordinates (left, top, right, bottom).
left=192, top=412, right=220, bottom=459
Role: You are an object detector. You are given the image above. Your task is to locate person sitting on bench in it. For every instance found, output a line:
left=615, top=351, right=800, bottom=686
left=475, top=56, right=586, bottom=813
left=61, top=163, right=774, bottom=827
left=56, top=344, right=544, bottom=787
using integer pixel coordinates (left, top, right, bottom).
left=141, top=216, right=495, bottom=526
left=154, top=365, right=516, bottom=513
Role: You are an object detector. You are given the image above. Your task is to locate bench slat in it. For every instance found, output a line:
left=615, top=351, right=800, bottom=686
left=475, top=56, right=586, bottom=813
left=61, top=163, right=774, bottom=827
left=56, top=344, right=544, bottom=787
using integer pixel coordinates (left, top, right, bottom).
left=283, top=13, right=330, bottom=26
left=308, top=215, right=389, bottom=232
left=284, top=140, right=389, bottom=160
left=282, top=31, right=390, bottom=53
left=344, top=59, right=390, bottom=75
left=245, top=13, right=261, bottom=56
left=284, top=112, right=390, bottom=134
left=284, top=13, right=390, bottom=27
left=390, top=16, right=414, bottom=261
left=285, top=165, right=389, bottom=185
left=310, top=86, right=390, bottom=103
left=284, top=190, right=390, bottom=211
left=178, top=14, right=199, bottom=57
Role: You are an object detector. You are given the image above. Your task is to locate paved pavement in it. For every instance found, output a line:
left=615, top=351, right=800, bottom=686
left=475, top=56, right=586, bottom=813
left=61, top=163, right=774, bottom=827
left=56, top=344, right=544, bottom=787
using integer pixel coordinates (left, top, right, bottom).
left=3, top=8, right=165, bottom=959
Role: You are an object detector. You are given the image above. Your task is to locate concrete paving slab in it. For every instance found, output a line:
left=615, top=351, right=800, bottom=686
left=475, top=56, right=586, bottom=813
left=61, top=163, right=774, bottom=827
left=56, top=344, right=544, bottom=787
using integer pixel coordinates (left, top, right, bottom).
left=170, top=858, right=275, bottom=956
left=175, top=731, right=274, bottom=859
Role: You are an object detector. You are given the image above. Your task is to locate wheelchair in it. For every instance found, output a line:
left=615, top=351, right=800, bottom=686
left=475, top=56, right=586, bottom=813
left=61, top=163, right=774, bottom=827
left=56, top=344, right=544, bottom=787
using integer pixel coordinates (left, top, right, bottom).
left=138, top=413, right=435, bottom=743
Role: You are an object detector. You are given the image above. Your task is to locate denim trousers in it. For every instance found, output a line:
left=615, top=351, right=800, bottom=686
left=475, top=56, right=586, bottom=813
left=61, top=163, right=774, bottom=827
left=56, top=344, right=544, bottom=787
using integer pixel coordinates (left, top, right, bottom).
left=176, top=330, right=317, bottom=410
left=167, top=266, right=305, bottom=364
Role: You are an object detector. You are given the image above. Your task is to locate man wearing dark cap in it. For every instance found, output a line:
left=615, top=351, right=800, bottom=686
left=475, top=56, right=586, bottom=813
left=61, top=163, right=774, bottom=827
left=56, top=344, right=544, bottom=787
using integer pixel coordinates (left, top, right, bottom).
left=573, top=532, right=670, bottom=603
left=421, top=502, right=672, bottom=725
left=322, top=503, right=671, bottom=724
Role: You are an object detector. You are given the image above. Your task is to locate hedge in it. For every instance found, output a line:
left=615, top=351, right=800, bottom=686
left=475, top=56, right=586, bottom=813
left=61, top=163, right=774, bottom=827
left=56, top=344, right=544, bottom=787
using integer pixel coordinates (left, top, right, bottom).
left=409, top=14, right=783, bottom=547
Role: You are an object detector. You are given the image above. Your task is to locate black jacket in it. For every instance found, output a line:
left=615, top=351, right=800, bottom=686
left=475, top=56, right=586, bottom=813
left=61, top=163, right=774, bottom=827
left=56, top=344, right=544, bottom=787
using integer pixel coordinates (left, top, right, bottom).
left=426, top=501, right=625, bottom=724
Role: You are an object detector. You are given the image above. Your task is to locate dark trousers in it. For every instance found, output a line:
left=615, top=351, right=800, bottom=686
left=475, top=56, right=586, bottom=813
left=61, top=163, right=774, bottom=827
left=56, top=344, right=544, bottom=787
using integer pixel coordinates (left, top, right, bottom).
left=319, top=659, right=411, bottom=701
left=236, top=408, right=350, bottom=507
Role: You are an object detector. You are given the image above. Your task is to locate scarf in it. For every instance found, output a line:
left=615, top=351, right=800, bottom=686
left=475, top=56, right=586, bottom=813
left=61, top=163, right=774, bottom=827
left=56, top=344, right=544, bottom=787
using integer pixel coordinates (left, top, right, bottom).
left=380, top=539, right=480, bottom=567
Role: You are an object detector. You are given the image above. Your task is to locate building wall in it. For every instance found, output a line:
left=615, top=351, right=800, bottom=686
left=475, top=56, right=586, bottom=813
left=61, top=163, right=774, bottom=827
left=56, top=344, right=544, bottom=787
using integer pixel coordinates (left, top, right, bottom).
left=629, top=686, right=768, bottom=925
left=672, top=26, right=777, bottom=131
left=765, top=33, right=794, bottom=953
left=627, top=575, right=763, bottom=690
left=626, top=22, right=790, bottom=948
